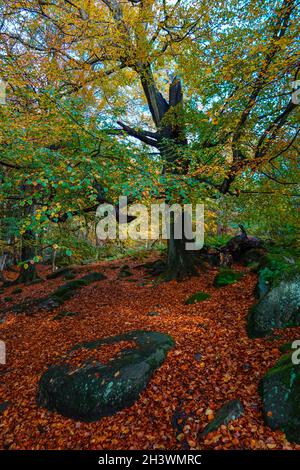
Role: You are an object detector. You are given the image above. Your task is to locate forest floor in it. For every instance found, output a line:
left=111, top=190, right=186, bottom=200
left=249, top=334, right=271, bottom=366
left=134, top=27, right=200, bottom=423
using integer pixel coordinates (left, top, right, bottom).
left=0, top=255, right=299, bottom=450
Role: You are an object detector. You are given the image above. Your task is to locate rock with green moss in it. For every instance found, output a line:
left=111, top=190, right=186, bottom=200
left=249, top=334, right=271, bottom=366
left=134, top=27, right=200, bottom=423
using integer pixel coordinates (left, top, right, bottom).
left=254, top=269, right=271, bottom=299
left=41, top=272, right=106, bottom=310
left=118, top=265, right=133, bottom=278
left=254, top=248, right=300, bottom=299
left=213, top=269, right=243, bottom=288
left=248, top=274, right=300, bottom=338
left=64, top=272, right=76, bottom=280
left=240, top=248, right=266, bottom=266
left=185, top=291, right=211, bottom=304
left=47, top=267, right=75, bottom=280
left=81, top=272, right=106, bottom=283
left=37, top=330, right=175, bottom=421
left=260, top=351, right=300, bottom=443
left=53, top=311, right=80, bottom=321
left=200, top=400, right=244, bottom=438
left=9, top=272, right=106, bottom=314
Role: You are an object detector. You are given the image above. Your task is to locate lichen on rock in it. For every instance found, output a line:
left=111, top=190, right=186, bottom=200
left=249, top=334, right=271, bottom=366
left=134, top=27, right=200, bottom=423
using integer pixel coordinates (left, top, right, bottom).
left=260, top=351, right=300, bottom=443
left=248, top=275, right=300, bottom=338
left=37, top=330, right=175, bottom=421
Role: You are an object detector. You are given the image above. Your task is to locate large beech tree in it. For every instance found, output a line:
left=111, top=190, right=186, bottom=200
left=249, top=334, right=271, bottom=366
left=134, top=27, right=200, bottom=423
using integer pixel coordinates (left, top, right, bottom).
left=0, top=0, right=299, bottom=279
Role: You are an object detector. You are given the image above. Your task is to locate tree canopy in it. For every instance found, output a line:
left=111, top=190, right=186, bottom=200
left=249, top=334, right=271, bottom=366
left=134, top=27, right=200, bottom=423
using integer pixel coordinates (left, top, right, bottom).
left=0, top=0, right=299, bottom=279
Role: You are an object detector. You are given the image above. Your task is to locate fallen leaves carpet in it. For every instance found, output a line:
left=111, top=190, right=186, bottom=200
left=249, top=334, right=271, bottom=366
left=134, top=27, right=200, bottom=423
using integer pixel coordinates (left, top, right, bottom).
left=0, top=258, right=299, bottom=450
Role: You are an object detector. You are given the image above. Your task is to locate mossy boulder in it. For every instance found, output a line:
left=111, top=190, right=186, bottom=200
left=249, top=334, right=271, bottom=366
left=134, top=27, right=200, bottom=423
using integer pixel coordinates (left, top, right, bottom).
left=200, top=400, right=244, bottom=438
left=64, top=272, right=76, bottom=280
left=80, top=272, right=106, bottom=283
left=185, top=291, right=211, bottom=305
left=254, top=269, right=271, bottom=299
left=47, top=267, right=75, bottom=280
left=37, top=330, right=174, bottom=421
left=260, top=351, right=300, bottom=443
left=254, top=247, right=300, bottom=299
left=41, top=272, right=106, bottom=310
left=213, top=269, right=243, bottom=288
left=240, top=248, right=266, bottom=266
left=248, top=275, right=300, bottom=338
left=118, top=265, right=133, bottom=278
left=9, top=272, right=106, bottom=315
left=53, top=311, right=80, bottom=321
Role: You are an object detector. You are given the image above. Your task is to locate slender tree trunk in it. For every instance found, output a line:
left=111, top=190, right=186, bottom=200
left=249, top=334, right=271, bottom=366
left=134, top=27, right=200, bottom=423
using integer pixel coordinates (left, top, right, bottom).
left=13, top=204, right=41, bottom=284
left=15, top=229, right=40, bottom=284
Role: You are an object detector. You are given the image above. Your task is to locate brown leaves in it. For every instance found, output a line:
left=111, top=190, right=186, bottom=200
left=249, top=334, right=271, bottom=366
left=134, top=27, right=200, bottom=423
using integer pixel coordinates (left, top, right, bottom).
left=0, top=259, right=300, bottom=450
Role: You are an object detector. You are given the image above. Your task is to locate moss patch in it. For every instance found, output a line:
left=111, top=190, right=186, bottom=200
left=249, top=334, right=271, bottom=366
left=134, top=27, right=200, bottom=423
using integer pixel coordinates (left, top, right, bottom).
left=213, top=269, right=243, bottom=288
left=45, top=271, right=106, bottom=308
left=53, top=311, right=80, bottom=321
left=185, top=291, right=211, bottom=305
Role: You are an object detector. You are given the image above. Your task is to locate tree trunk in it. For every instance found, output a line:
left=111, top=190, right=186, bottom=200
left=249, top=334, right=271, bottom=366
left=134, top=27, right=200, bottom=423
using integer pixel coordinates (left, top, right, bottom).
left=15, top=229, right=41, bottom=284
left=122, top=67, right=198, bottom=280
left=0, top=253, right=7, bottom=284
left=165, top=211, right=199, bottom=280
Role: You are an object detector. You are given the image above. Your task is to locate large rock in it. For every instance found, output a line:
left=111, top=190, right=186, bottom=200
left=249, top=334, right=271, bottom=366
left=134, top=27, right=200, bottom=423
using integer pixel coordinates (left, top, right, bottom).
left=118, top=265, right=133, bottom=278
left=199, top=246, right=222, bottom=267
left=37, top=330, right=174, bottom=421
left=40, top=272, right=106, bottom=310
left=254, top=268, right=271, bottom=300
left=260, top=352, right=300, bottom=443
left=253, top=249, right=300, bottom=300
left=224, top=226, right=264, bottom=262
left=200, top=400, right=244, bottom=438
left=46, top=267, right=75, bottom=280
left=9, top=271, right=107, bottom=315
left=248, top=275, right=300, bottom=338
left=240, top=248, right=266, bottom=266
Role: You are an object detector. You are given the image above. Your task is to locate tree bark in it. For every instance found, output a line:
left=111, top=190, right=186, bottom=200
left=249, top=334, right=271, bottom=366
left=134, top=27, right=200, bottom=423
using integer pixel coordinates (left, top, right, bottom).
left=164, top=210, right=199, bottom=280
left=12, top=203, right=41, bottom=285
left=142, top=71, right=195, bottom=278
left=14, top=228, right=41, bottom=284
left=119, top=66, right=199, bottom=279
